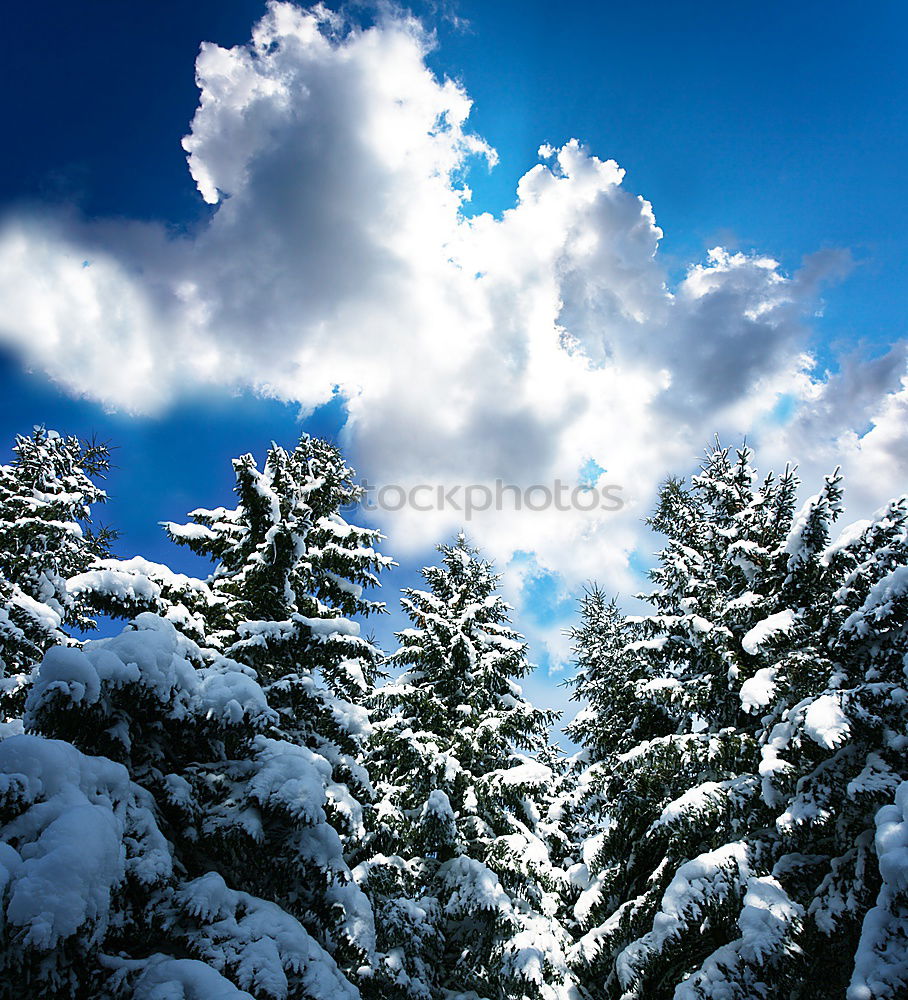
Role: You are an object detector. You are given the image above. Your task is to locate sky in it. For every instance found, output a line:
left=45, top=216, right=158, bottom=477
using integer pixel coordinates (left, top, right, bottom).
left=1, top=0, right=907, bottom=719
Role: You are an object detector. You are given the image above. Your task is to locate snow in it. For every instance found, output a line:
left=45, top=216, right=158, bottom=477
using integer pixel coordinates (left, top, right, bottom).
left=292, top=820, right=346, bottom=872
left=29, top=643, right=104, bottom=705
left=324, top=688, right=372, bottom=741
left=132, top=956, right=255, bottom=998
left=163, top=521, right=219, bottom=542
left=848, top=781, right=908, bottom=999
left=573, top=871, right=605, bottom=925
left=68, top=555, right=210, bottom=604
left=422, top=789, right=455, bottom=821
left=625, top=635, right=668, bottom=653
left=69, top=566, right=160, bottom=604
left=0, top=718, right=24, bottom=740
left=758, top=736, right=794, bottom=811
left=500, top=909, right=574, bottom=992
left=326, top=571, right=363, bottom=599
left=8, top=589, right=62, bottom=631
left=640, top=676, right=681, bottom=693
left=25, top=614, right=274, bottom=732
left=803, top=693, right=850, bottom=750
left=847, top=754, right=900, bottom=800
left=739, top=665, right=778, bottom=712
left=326, top=876, right=376, bottom=956
left=726, top=540, right=761, bottom=581
left=735, top=876, right=802, bottom=960
left=875, top=785, right=908, bottom=894
left=822, top=518, right=873, bottom=566
left=489, top=757, right=553, bottom=788
left=655, top=780, right=727, bottom=826
left=674, top=875, right=803, bottom=1000
left=294, top=613, right=361, bottom=638
left=615, top=842, right=750, bottom=988
left=0, top=733, right=170, bottom=951
left=726, top=590, right=764, bottom=610
left=844, top=565, right=908, bottom=633
left=338, top=656, right=368, bottom=692
left=784, top=493, right=821, bottom=563
left=741, top=609, right=796, bottom=655
left=176, top=872, right=360, bottom=1000
left=441, top=856, right=511, bottom=915
left=246, top=736, right=331, bottom=825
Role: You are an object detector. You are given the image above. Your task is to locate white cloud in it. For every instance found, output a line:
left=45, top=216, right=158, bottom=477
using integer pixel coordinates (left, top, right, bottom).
left=0, top=2, right=905, bottom=669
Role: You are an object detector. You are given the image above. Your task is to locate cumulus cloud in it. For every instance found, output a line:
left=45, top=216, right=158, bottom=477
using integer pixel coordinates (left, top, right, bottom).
left=0, top=2, right=905, bottom=666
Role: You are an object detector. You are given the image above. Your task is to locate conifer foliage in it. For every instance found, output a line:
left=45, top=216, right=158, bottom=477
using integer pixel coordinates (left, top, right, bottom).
left=0, top=432, right=391, bottom=999
left=0, top=427, right=113, bottom=689
left=359, top=534, right=579, bottom=1000
left=567, top=443, right=908, bottom=999
left=3, top=426, right=908, bottom=1000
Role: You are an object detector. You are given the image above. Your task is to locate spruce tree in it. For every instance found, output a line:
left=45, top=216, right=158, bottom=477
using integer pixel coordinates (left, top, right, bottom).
left=2, top=434, right=392, bottom=997
left=2, top=613, right=360, bottom=999
left=0, top=427, right=113, bottom=695
left=359, top=535, right=579, bottom=1000
left=71, top=435, right=392, bottom=871
left=157, top=436, right=392, bottom=894
left=567, top=443, right=908, bottom=999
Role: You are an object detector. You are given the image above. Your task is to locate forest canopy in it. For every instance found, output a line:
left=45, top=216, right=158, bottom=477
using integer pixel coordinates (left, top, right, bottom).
left=1, top=427, right=906, bottom=1000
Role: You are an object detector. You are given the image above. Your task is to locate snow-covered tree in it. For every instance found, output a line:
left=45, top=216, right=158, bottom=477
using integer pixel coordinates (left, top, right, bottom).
left=75, top=433, right=391, bottom=693
left=2, top=434, right=393, bottom=997
left=1, top=614, right=361, bottom=999
left=566, top=588, right=652, bottom=760
left=69, top=435, right=393, bottom=868
left=556, top=588, right=674, bottom=952
left=359, top=535, right=580, bottom=1000
left=568, top=443, right=908, bottom=999
left=0, top=427, right=113, bottom=696
left=153, top=435, right=393, bottom=926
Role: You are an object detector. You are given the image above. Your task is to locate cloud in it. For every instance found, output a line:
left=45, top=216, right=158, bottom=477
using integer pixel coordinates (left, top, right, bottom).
left=0, top=2, right=904, bottom=667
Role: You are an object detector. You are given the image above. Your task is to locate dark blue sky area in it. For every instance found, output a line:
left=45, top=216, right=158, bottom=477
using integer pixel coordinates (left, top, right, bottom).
left=4, top=0, right=905, bottom=349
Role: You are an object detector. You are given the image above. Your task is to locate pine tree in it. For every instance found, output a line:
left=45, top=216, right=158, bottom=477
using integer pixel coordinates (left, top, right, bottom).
left=568, top=443, right=908, bottom=999
left=0, top=427, right=113, bottom=714
left=0, top=427, right=114, bottom=671
left=1, top=434, right=393, bottom=998
left=157, top=435, right=392, bottom=981
left=565, top=588, right=664, bottom=761
left=155, top=436, right=393, bottom=914
left=70, top=435, right=393, bottom=869
left=359, top=534, right=580, bottom=1000
left=2, top=613, right=360, bottom=999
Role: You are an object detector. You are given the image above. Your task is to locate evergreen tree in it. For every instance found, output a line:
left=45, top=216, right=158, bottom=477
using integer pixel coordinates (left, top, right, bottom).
left=155, top=434, right=393, bottom=920
left=0, top=427, right=113, bottom=696
left=1, top=434, right=392, bottom=997
left=7, top=423, right=908, bottom=998
left=565, top=588, right=661, bottom=761
left=359, top=535, right=580, bottom=1000
left=71, top=435, right=393, bottom=879
left=568, top=443, right=908, bottom=999
left=1, top=613, right=360, bottom=999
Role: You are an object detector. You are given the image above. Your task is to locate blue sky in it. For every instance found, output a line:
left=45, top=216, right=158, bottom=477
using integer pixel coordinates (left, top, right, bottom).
left=5, top=0, right=905, bottom=348
left=2, top=0, right=907, bottom=713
